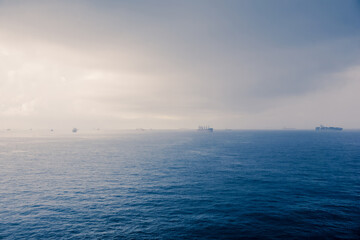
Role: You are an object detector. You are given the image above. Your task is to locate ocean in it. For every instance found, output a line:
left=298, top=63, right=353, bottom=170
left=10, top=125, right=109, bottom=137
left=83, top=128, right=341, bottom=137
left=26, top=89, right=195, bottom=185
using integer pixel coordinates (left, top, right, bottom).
left=0, top=130, right=359, bottom=239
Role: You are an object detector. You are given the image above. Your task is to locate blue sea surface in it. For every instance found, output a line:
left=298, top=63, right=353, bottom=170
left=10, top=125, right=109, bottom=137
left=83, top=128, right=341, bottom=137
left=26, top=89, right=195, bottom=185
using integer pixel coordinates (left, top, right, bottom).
left=0, top=130, right=359, bottom=239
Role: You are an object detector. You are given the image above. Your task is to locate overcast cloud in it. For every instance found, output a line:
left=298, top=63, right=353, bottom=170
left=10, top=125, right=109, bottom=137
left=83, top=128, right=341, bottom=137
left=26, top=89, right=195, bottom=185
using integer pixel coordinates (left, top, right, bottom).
left=0, top=0, right=359, bottom=130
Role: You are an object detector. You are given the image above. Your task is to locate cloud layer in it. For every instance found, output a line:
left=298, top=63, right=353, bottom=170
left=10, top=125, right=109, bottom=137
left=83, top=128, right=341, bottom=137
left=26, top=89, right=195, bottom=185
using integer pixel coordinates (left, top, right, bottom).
left=0, top=0, right=359, bottom=129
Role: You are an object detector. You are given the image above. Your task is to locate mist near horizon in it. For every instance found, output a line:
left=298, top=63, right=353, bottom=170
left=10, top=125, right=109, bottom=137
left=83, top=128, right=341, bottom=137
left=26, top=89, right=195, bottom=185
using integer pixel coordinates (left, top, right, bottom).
left=0, top=0, right=359, bottom=130
left=1, top=2, right=360, bottom=238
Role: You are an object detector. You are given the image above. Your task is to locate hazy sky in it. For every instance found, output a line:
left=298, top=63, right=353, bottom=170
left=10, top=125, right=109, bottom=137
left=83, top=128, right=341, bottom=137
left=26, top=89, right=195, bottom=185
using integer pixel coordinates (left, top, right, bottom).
left=0, top=0, right=359, bottom=130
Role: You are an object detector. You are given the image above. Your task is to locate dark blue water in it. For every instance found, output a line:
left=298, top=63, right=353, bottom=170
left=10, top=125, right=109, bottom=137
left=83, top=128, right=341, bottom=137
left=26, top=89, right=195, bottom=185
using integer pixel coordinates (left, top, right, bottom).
left=0, top=130, right=359, bottom=239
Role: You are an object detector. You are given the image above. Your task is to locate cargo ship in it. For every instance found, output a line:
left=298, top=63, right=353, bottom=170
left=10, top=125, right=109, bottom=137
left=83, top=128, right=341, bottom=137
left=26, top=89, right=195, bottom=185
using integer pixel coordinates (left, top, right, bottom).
left=315, top=125, right=343, bottom=131
left=198, top=126, right=213, bottom=132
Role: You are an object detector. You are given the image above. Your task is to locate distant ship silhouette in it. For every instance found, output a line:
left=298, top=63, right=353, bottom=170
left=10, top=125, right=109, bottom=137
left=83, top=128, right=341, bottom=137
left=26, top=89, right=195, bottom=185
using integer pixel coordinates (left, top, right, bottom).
left=315, top=125, right=343, bottom=131
left=198, top=126, right=213, bottom=132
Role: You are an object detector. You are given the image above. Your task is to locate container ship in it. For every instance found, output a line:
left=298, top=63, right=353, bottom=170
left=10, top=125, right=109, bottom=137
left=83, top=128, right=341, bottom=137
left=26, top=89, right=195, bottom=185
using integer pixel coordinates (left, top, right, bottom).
left=315, top=125, right=343, bottom=131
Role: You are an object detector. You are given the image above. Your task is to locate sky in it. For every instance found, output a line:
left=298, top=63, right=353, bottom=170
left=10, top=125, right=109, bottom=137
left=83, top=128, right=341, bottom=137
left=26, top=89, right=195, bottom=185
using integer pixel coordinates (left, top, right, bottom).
left=0, top=0, right=359, bottom=130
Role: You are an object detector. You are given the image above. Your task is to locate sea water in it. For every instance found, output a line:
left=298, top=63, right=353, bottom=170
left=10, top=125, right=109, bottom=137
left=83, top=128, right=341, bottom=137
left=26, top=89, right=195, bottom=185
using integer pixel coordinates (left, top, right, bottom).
left=0, top=130, right=359, bottom=239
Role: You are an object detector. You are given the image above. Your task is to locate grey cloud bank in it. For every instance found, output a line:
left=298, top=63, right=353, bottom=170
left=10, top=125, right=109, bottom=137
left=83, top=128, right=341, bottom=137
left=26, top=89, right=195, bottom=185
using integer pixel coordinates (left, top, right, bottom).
left=0, top=0, right=359, bottom=129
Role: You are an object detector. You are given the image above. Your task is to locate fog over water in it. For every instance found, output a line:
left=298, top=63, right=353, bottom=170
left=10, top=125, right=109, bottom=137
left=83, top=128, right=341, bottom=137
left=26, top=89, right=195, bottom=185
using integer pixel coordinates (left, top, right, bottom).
left=0, top=0, right=359, bottom=129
